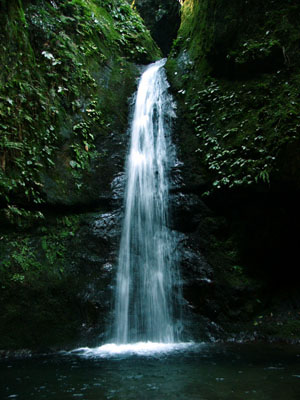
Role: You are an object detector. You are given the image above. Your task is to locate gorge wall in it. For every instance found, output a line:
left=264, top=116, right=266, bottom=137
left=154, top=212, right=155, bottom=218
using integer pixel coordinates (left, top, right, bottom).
left=134, top=0, right=181, bottom=55
left=0, top=0, right=160, bottom=350
left=166, top=0, right=300, bottom=341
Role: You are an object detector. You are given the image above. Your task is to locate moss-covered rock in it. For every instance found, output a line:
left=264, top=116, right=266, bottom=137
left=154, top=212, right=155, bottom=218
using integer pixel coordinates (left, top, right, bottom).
left=167, top=0, right=300, bottom=192
left=0, top=0, right=162, bottom=350
left=0, top=0, right=160, bottom=214
left=166, top=0, right=300, bottom=342
left=0, top=209, right=123, bottom=350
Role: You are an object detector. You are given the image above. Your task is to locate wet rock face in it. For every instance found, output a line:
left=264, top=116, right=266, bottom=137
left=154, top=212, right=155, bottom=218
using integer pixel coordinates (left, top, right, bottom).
left=73, top=210, right=123, bottom=345
left=0, top=208, right=125, bottom=350
left=135, top=0, right=181, bottom=55
left=170, top=186, right=217, bottom=340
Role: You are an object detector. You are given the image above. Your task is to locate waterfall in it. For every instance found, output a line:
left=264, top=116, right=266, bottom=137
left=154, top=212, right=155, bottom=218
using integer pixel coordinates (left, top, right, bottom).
left=70, top=59, right=190, bottom=357
left=114, top=59, right=181, bottom=344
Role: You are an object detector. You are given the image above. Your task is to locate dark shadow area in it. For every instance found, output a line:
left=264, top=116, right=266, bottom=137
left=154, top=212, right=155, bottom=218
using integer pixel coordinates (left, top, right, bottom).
left=135, top=0, right=181, bottom=55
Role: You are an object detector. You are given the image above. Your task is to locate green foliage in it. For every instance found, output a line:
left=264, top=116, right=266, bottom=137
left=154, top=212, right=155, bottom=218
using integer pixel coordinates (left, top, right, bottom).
left=170, top=0, right=204, bottom=60
left=0, top=212, right=83, bottom=349
left=68, top=98, right=106, bottom=188
left=252, top=313, right=300, bottom=340
left=189, top=74, right=300, bottom=192
left=0, top=214, right=80, bottom=287
left=0, top=0, right=159, bottom=219
left=105, top=0, right=148, bottom=57
left=228, top=38, right=281, bottom=65
left=167, top=0, right=300, bottom=193
left=1, top=205, right=44, bottom=228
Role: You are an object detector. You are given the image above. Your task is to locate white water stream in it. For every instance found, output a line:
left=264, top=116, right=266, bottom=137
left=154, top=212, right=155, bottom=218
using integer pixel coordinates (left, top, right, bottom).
left=73, top=59, right=187, bottom=357
left=114, top=59, right=181, bottom=345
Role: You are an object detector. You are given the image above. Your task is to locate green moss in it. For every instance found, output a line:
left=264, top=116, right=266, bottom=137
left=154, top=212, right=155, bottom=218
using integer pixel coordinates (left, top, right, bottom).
left=165, top=0, right=300, bottom=340
left=167, top=0, right=300, bottom=193
left=0, top=215, right=80, bottom=282
left=186, top=72, right=300, bottom=192
left=0, top=0, right=160, bottom=214
left=252, top=315, right=300, bottom=341
left=0, top=214, right=83, bottom=349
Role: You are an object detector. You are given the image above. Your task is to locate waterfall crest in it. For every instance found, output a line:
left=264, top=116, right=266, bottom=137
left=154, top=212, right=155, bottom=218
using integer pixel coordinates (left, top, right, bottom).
left=114, top=59, right=181, bottom=344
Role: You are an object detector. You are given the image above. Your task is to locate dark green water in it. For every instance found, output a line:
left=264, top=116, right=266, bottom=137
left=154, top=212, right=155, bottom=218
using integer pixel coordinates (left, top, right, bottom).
left=1, top=344, right=300, bottom=400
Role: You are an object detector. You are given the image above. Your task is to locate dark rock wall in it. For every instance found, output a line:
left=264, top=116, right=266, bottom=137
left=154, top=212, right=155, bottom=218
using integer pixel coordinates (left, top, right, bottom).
left=0, top=0, right=160, bottom=350
left=167, top=0, right=300, bottom=342
left=134, top=0, right=181, bottom=55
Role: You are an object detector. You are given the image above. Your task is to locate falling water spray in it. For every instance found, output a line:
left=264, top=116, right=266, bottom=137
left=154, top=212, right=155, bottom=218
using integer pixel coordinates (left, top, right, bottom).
left=114, top=59, right=182, bottom=344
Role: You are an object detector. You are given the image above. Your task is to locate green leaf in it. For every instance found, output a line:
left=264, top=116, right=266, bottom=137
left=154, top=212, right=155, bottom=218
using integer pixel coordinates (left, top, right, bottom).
left=69, top=160, right=78, bottom=168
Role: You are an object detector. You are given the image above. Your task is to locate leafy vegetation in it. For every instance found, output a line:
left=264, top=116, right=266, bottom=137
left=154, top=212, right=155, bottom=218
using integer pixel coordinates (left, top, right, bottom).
left=167, top=0, right=300, bottom=194
left=189, top=73, right=300, bottom=193
left=228, top=37, right=281, bottom=65
left=165, top=0, right=300, bottom=342
left=0, top=215, right=79, bottom=286
left=0, top=0, right=159, bottom=222
left=0, top=213, right=84, bottom=349
left=0, top=0, right=160, bottom=349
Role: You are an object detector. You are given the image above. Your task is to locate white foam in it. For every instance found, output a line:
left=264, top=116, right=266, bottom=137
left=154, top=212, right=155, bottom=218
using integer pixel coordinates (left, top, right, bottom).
left=70, top=342, right=195, bottom=358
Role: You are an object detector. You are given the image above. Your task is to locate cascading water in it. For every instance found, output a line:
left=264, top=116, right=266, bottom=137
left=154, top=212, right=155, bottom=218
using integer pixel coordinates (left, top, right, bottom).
left=113, top=59, right=181, bottom=344
left=72, top=59, right=189, bottom=356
